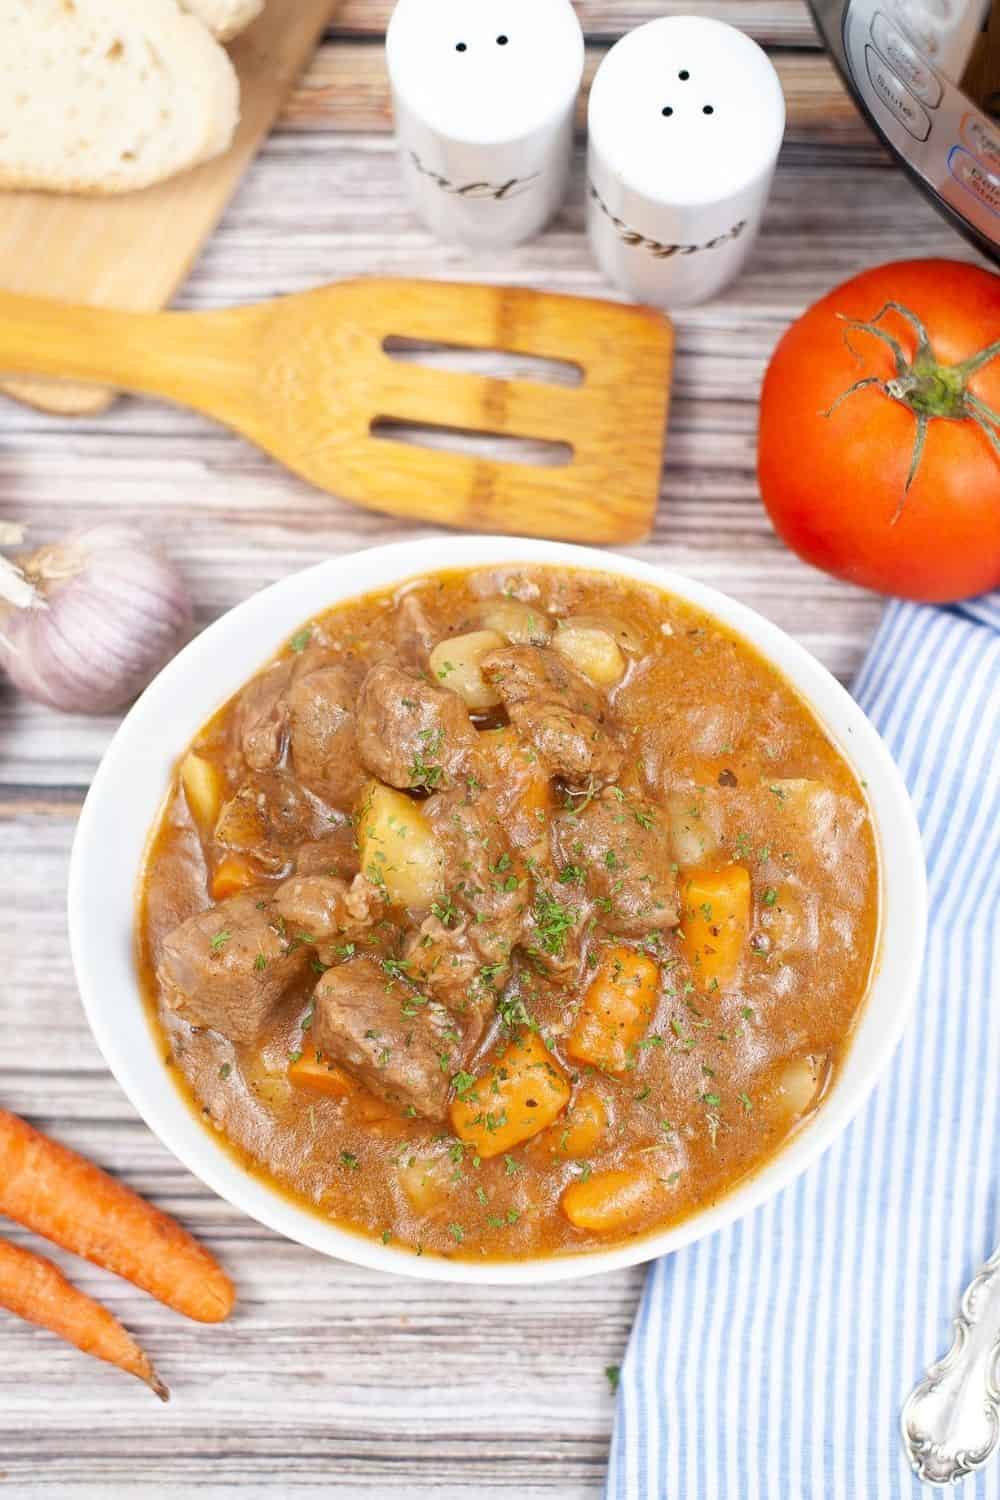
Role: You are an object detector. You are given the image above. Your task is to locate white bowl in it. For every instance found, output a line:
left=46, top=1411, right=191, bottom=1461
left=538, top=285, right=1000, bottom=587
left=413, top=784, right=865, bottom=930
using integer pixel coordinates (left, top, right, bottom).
left=68, top=537, right=927, bottom=1285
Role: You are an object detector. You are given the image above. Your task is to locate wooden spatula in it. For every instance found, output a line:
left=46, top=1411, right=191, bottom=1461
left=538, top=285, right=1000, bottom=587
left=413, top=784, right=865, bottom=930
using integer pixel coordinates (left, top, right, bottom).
left=0, top=280, right=672, bottom=543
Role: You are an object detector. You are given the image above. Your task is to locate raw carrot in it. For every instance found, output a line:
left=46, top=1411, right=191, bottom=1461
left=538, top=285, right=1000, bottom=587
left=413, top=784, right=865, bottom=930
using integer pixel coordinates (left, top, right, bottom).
left=0, top=1110, right=234, bottom=1324
left=0, top=1235, right=168, bottom=1400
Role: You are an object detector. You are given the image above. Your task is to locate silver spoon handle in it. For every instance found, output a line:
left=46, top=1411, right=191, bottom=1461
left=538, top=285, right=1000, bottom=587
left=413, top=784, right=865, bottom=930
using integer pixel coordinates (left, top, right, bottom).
left=901, top=1242, right=1000, bottom=1485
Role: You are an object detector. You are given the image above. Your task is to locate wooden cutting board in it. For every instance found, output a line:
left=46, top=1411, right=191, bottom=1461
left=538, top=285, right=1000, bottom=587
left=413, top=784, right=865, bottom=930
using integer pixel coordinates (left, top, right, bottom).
left=0, top=0, right=339, bottom=416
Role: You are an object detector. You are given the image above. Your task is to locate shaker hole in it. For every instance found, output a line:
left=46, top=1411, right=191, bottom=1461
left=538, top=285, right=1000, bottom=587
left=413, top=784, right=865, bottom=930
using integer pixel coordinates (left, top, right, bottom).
left=455, top=41, right=467, bottom=52
left=496, top=34, right=509, bottom=45
left=661, top=106, right=673, bottom=117
left=703, top=104, right=714, bottom=114
left=678, top=69, right=690, bottom=80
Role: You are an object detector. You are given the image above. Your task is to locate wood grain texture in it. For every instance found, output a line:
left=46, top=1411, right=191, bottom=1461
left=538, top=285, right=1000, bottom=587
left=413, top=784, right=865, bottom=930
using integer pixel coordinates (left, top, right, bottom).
left=286, top=40, right=884, bottom=157
left=0, top=280, right=673, bottom=542
left=0, top=0, right=339, bottom=417
left=0, top=7, right=987, bottom=1492
left=330, top=0, right=822, bottom=47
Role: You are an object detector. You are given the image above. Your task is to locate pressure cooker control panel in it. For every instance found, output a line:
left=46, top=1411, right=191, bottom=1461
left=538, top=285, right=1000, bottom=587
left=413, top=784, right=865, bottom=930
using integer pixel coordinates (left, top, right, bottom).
left=843, top=0, right=1000, bottom=240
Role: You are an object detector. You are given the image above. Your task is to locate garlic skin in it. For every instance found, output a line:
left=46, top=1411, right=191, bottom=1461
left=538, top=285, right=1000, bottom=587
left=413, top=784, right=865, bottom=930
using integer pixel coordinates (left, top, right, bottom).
left=0, top=525, right=193, bottom=713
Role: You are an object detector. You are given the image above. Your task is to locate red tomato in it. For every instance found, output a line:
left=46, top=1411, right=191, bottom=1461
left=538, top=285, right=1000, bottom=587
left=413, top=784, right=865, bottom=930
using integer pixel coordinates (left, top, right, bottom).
left=757, top=259, right=1000, bottom=602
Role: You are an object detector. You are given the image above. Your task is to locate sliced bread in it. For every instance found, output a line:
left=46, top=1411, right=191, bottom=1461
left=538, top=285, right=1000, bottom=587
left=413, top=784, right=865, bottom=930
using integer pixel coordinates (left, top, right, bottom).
left=0, top=0, right=240, bottom=195
left=179, top=0, right=264, bottom=42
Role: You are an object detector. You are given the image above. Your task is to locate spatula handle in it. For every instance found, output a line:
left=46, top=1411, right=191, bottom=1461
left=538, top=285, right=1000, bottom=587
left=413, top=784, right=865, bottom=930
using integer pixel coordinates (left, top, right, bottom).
left=0, top=291, right=254, bottom=414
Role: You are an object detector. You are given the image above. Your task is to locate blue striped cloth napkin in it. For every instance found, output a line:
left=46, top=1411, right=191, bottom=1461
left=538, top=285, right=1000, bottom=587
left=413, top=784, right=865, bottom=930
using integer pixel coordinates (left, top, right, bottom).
left=606, top=593, right=1000, bottom=1500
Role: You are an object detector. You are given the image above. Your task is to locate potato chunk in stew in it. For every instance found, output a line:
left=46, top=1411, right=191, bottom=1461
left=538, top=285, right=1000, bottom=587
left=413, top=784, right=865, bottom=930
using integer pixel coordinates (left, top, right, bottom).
left=140, top=564, right=878, bottom=1264
left=357, top=782, right=445, bottom=911
left=429, top=630, right=505, bottom=709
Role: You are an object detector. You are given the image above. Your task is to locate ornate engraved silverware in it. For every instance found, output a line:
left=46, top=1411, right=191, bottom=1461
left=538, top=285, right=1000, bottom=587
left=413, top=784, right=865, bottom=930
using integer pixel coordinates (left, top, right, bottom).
left=901, top=1243, right=1000, bottom=1486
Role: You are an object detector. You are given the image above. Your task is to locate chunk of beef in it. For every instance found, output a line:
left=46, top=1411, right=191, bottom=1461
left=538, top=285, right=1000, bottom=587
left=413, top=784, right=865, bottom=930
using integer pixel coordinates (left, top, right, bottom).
left=520, top=879, right=592, bottom=980
left=158, top=893, right=310, bottom=1043
left=292, top=824, right=360, bottom=879
left=236, top=659, right=296, bottom=771
left=214, top=770, right=328, bottom=873
left=394, top=590, right=441, bottom=673
left=478, top=727, right=553, bottom=865
left=402, top=915, right=496, bottom=1044
left=553, top=788, right=679, bottom=936
left=287, top=665, right=365, bottom=809
left=423, top=787, right=529, bottom=971
left=311, top=957, right=461, bottom=1119
left=481, top=646, right=623, bottom=791
left=355, top=661, right=479, bottom=791
left=275, top=873, right=384, bottom=949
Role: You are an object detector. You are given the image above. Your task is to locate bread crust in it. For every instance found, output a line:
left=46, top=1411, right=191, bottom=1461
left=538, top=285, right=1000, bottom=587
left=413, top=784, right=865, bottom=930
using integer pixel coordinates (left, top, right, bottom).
left=0, top=0, right=241, bottom=195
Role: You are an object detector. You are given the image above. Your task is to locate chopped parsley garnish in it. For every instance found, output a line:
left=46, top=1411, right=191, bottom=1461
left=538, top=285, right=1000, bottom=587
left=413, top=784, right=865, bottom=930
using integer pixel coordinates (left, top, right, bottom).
left=410, top=727, right=445, bottom=790
left=340, top=1151, right=359, bottom=1171
left=209, top=930, right=231, bottom=953
left=763, top=887, right=778, bottom=906
left=606, top=1365, right=621, bottom=1394
left=254, top=952, right=268, bottom=972
left=451, top=1070, right=476, bottom=1098
left=532, top=889, right=577, bottom=957
left=431, top=895, right=458, bottom=928
left=218, top=1063, right=231, bottom=1080
left=289, top=627, right=312, bottom=653
left=448, top=1222, right=465, bottom=1243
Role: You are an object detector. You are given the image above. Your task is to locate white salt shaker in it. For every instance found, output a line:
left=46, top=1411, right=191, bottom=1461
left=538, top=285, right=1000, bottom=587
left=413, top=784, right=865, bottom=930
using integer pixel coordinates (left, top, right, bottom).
left=386, top=0, right=584, bottom=249
left=587, top=16, right=785, bottom=308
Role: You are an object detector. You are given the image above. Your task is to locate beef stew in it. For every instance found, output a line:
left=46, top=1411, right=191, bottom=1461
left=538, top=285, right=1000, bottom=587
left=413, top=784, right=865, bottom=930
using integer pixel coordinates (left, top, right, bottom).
left=138, top=566, right=879, bottom=1262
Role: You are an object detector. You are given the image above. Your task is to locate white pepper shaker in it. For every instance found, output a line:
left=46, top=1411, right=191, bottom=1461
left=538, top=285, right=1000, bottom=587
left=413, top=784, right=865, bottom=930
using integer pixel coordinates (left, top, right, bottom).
left=386, top=0, right=584, bottom=249
left=587, top=16, right=785, bottom=308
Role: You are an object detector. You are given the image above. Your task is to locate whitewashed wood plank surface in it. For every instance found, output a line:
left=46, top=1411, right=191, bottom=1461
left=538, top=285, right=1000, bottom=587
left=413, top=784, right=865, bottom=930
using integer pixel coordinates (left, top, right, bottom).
left=330, top=0, right=822, bottom=46
left=287, top=42, right=885, bottom=155
left=0, top=13, right=986, bottom=1496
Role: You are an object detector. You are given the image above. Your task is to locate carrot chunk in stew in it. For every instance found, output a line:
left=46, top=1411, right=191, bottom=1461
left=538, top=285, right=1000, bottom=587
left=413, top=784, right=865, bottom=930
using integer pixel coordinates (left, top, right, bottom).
left=547, top=1089, right=609, bottom=1158
left=210, top=855, right=259, bottom=902
left=561, top=1167, right=658, bottom=1232
left=288, top=1043, right=358, bottom=1100
left=566, top=946, right=659, bottom=1073
left=680, top=865, right=752, bottom=990
left=450, top=1030, right=570, bottom=1158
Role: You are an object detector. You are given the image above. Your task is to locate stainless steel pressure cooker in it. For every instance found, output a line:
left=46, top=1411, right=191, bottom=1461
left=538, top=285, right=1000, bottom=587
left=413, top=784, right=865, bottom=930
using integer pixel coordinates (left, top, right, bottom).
left=809, top=0, right=1000, bottom=259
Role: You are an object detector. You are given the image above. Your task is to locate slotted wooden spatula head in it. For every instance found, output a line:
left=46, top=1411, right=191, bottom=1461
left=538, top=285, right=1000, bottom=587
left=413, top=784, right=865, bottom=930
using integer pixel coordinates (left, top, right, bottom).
left=0, top=278, right=673, bottom=542
left=249, top=279, right=673, bottom=542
